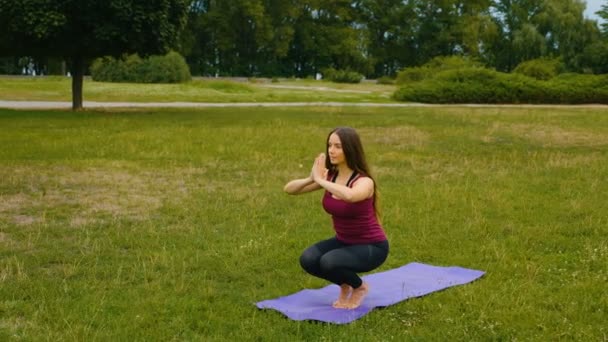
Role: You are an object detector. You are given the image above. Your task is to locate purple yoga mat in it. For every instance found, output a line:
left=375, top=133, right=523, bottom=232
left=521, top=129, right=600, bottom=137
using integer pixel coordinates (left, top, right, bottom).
left=256, top=262, right=485, bottom=324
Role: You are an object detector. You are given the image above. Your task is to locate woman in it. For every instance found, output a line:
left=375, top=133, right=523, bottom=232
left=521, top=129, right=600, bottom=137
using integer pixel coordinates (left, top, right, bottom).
left=283, top=126, right=389, bottom=310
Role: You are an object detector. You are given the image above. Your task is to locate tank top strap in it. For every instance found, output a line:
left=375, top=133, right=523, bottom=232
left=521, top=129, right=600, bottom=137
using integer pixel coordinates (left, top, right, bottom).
left=346, top=172, right=360, bottom=188
left=329, top=171, right=338, bottom=182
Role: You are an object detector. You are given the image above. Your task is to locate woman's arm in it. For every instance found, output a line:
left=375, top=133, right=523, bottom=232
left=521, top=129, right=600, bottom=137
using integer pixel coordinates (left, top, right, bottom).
left=314, top=177, right=373, bottom=202
left=283, top=176, right=322, bottom=195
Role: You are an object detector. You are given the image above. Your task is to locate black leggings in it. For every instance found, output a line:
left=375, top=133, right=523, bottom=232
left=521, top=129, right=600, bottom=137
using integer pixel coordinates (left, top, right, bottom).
left=299, top=237, right=389, bottom=289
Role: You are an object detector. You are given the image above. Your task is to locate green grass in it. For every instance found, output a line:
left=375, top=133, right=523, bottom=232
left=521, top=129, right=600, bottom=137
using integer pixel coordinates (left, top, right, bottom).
left=0, top=76, right=395, bottom=103
left=1, top=106, right=607, bottom=340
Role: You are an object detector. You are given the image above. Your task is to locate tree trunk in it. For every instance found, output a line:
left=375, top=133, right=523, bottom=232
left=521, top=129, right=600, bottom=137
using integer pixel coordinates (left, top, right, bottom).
left=71, top=56, right=85, bottom=110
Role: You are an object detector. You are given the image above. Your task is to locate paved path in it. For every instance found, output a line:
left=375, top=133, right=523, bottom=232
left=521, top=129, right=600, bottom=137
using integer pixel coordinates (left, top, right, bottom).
left=1, top=100, right=607, bottom=109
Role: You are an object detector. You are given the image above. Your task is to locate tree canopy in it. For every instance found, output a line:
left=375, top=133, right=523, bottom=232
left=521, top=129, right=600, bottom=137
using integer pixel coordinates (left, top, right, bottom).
left=1, top=0, right=606, bottom=94
left=179, top=0, right=606, bottom=77
left=0, top=0, right=189, bottom=109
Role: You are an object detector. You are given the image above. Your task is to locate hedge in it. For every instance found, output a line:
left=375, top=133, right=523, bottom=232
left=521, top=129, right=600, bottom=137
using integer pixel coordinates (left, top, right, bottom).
left=321, top=68, right=363, bottom=83
left=393, top=68, right=608, bottom=104
left=91, top=51, right=191, bottom=83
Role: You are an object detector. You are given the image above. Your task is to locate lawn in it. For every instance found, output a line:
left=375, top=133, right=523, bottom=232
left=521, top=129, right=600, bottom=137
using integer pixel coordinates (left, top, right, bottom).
left=0, top=106, right=607, bottom=340
left=0, top=76, right=395, bottom=103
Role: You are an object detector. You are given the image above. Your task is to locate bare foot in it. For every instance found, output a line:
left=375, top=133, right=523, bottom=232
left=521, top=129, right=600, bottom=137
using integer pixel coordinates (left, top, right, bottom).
left=332, top=284, right=352, bottom=309
left=345, top=282, right=369, bottom=309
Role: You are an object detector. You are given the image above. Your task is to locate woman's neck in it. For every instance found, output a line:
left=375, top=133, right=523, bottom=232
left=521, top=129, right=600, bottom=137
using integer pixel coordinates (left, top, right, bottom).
left=336, top=163, right=352, bottom=176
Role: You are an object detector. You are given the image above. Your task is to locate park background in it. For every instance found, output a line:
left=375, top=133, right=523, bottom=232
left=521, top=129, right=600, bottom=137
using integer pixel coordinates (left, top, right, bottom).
left=2, top=1, right=608, bottom=79
left=1, top=0, right=607, bottom=341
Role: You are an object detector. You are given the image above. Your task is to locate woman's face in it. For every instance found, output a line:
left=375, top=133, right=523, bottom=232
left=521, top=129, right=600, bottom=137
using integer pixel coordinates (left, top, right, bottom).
left=327, top=133, right=345, bottom=166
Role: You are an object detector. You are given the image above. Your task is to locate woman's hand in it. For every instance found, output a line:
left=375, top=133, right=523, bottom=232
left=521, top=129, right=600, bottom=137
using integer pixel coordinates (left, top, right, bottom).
left=311, top=153, right=328, bottom=182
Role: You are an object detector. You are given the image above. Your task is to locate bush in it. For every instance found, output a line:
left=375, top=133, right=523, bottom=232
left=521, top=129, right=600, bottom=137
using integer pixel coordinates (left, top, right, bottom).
left=548, top=73, right=608, bottom=104
left=578, top=41, right=608, bottom=74
left=396, top=56, right=484, bottom=85
left=321, top=68, right=363, bottom=83
left=424, top=55, right=484, bottom=70
left=0, top=57, right=21, bottom=74
left=376, top=76, right=395, bottom=85
left=393, top=67, right=608, bottom=104
left=395, top=68, right=429, bottom=84
left=513, top=58, right=563, bottom=80
left=321, top=68, right=336, bottom=81
left=46, top=58, right=65, bottom=75
left=91, top=51, right=191, bottom=83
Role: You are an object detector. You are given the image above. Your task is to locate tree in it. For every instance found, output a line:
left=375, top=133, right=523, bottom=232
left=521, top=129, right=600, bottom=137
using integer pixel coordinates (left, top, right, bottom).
left=597, top=2, right=608, bottom=37
left=0, top=0, right=189, bottom=110
left=357, top=0, right=419, bottom=77
left=290, top=0, right=370, bottom=76
left=489, top=0, right=544, bottom=71
left=537, top=0, right=598, bottom=70
left=455, top=0, right=496, bottom=58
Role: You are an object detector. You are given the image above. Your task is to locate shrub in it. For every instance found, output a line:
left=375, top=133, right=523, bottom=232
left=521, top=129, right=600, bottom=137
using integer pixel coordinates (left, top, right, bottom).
left=395, top=67, right=429, bottom=84
left=548, top=73, right=608, bottom=104
left=46, top=58, right=65, bottom=75
left=321, top=68, right=335, bottom=80
left=513, top=58, right=563, bottom=80
left=334, top=70, right=363, bottom=83
left=396, top=55, right=484, bottom=85
left=578, top=41, right=608, bottom=74
left=0, top=57, right=22, bottom=74
left=90, top=56, right=132, bottom=82
left=91, top=51, right=191, bottom=83
left=321, top=68, right=363, bottom=83
left=425, top=55, right=484, bottom=70
left=393, top=67, right=608, bottom=104
left=376, top=76, right=395, bottom=85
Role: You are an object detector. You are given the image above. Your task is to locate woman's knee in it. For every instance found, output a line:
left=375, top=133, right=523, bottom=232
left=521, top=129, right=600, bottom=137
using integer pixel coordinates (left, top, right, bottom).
left=299, top=247, right=320, bottom=272
left=318, top=254, right=340, bottom=274
left=369, top=244, right=389, bottom=269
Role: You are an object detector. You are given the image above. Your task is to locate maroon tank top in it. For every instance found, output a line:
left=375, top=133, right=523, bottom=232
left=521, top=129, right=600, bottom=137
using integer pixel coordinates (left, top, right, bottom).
left=322, top=172, right=387, bottom=244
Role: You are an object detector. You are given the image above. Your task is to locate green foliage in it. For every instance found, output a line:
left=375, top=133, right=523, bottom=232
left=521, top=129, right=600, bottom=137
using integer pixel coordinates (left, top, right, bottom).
left=513, top=58, right=563, bottom=80
left=394, top=67, right=608, bottom=104
left=45, top=58, right=65, bottom=75
left=321, top=68, right=363, bottom=83
left=2, top=0, right=606, bottom=83
left=0, top=0, right=189, bottom=59
left=91, top=52, right=191, bottom=83
left=424, top=55, right=484, bottom=69
left=395, top=67, right=430, bottom=84
left=599, top=3, right=608, bottom=37
left=90, top=56, right=134, bottom=83
left=396, top=56, right=484, bottom=85
left=577, top=41, right=608, bottom=74
left=376, top=76, right=395, bottom=85
left=0, top=0, right=189, bottom=109
left=0, top=57, right=20, bottom=74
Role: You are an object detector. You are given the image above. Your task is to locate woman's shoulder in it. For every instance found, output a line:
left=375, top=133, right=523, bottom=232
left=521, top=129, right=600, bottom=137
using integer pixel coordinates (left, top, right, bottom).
left=349, top=174, right=373, bottom=187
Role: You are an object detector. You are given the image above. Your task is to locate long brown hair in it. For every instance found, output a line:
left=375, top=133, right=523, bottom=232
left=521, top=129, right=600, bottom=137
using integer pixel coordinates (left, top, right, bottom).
left=325, top=127, right=380, bottom=216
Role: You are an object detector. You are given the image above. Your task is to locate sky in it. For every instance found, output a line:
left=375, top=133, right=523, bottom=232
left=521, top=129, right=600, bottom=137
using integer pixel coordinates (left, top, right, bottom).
left=584, top=0, right=605, bottom=21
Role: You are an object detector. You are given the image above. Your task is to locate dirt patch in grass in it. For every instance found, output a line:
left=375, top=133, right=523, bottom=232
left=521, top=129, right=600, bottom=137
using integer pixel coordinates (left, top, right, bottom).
left=545, top=152, right=602, bottom=168
left=0, top=166, right=207, bottom=226
left=360, top=126, right=429, bottom=149
left=487, top=123, right=608, bottom=147
left=0, top=317, right=30, bottom=336
left=0, top=232, right=16, bottom=246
